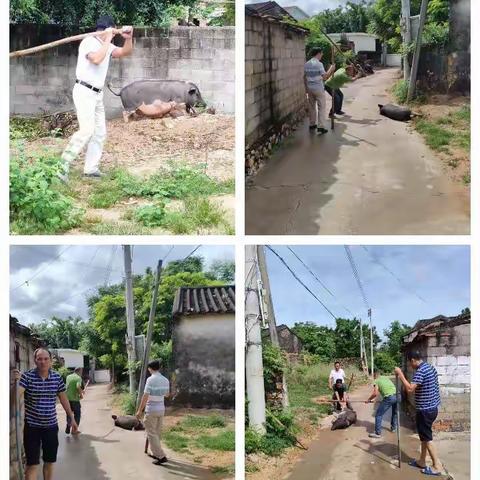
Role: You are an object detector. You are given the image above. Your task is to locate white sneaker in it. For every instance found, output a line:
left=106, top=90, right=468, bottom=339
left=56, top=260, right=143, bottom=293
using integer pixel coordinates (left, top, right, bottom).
left=368, top=433, right=382, bottom=438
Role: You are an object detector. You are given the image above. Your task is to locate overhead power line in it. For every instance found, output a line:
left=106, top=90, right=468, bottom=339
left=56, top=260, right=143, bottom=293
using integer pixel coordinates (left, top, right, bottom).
left=287, top=246, right=356, bottom=317
left=266, top=246, right=338, bottom=321
left=11, top=246, right=73, bottom=291
left=163, top=246, right=175, bottom=263
left=183, top=245, right=201, bottom=261
left=361, top=246, right=427, bottom=304
left=344, top=246, right=370, bottom=310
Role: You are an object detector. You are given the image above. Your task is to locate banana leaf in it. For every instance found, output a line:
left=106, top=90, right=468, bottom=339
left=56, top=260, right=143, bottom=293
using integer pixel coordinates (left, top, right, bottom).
left=325, top=68, right=352, bottom=89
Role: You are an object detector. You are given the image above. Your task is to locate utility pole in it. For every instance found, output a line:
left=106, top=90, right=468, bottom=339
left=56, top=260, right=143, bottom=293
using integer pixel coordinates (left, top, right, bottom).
left=401, top=0, right=412, bottom=80
left=123, top=245, right=137, bottom=395
left=407, top=0, right=429, bottom=102
left=368, top=308, right=374, bottom=378
left=256, top=245, right=289, bottom=408
left=245, top=246, right=266, bottom=434
left=136, top=260, right=162, bottom=410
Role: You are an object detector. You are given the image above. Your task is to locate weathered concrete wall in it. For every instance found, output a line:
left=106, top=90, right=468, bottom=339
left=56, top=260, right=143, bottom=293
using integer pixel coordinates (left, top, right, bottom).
left=403, top=323, right=470, bottom=431
left=277, top=328, right=302, bottom=354
left=10, top=24, right=235, bottom=118
left=172, top=313, right=235, bottom=408
left=10, top=324, right=40, bottom=480
left=245, top=13, right=307, bottom=174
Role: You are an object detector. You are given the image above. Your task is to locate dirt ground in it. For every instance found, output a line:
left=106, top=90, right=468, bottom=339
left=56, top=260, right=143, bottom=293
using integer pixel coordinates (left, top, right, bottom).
left=410, top=95, right=470, bottom=184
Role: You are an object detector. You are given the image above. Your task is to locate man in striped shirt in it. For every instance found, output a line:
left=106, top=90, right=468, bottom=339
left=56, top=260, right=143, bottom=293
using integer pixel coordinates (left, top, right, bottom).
left=14, top=348, right=79, bottom=480
left=395, top=351, right=443, bottom=476
left=136, top=360, right=171, bottom=466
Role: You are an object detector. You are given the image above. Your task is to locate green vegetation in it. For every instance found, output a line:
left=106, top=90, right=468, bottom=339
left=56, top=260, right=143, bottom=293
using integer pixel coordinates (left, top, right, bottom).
left=164, top=414, right=234, bottom=456
left=392, top=79, right=409, bottom=104
left=10, top=0, right=234, bottom=28
left=211, top=465, right=235, bottom=475
left=10, top=117, right=48, bottom=140
left=414, top=106, right=470, bottom=158
left=10, top=150, right=83, bottom=234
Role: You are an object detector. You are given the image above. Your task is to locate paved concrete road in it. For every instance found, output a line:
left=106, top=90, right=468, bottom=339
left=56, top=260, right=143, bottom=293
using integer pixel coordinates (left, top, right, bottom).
left=246, top=68, right=470, bottom=235
left=283, top=384, right=430, bottom=480
left=49, top=383, right=217, bottom=480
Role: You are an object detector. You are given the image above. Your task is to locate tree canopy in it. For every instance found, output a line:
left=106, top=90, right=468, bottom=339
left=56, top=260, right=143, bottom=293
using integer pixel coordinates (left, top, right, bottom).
left=10, top=0, right=234, bottom=27
left=31, top=255, right=234, bottom=382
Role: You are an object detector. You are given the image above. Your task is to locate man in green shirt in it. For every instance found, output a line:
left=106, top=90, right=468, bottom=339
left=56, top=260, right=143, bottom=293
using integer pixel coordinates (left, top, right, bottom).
left=65, top=367, right=84, bottom=434
left=365, top=370, right=398, bottom=438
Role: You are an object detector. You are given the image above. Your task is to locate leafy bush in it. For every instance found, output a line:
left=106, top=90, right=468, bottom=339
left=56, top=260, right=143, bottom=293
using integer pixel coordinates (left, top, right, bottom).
left=10, top=150, right=83, bottom=234
left=121, top=393, right=137, bottom=415
left=374, top=350, right=397, bottom=374
left=392, top=79, right=409, bottom=104
left=10, top=117, right=48, bottom=140
left=133, top=202, right=166, bottom=227
left=55, top=366, right=71, bottom=381
left=422, top=21, right=449, bottom=46
left=262, top=342, right=287, bottom=392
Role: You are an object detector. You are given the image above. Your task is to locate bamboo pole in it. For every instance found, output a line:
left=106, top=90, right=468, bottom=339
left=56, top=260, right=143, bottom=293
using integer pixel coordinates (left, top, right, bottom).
left=396, top=377, right=402, bottom=469
left=9, top=28, right=126, bottom=58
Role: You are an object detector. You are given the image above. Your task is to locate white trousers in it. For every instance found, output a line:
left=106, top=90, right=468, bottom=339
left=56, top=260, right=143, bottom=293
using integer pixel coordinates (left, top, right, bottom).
left=307, top=87, right=327, bottom=129
left=144, top=412, right=166, bottom=459
left=61, top=83, right=106, bottom=174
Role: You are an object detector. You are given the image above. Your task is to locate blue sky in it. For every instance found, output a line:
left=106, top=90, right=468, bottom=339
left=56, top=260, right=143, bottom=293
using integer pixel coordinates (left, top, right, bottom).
left=10, top=245, right=234, bottom=325
left=247, top=0, right=366, bottom=16
left=264, top=245, right=470, bottom=340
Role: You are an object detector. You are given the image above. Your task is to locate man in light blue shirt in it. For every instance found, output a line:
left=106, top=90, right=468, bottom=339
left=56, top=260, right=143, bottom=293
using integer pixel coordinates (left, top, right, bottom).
left=304, top=48, right=335, bottom=134
left=136, top=360, right=171, bottom=466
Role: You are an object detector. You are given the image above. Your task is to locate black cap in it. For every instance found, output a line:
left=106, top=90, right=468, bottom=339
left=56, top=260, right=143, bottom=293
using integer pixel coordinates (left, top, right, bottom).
left=96, top=15, right=115, bottom=30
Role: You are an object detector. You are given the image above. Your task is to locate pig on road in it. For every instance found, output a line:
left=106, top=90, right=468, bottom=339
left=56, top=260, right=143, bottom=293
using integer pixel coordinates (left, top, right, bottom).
left=331, top=408, right=357, bottom=431
left=378, top=103, right=414, bottom=122
left=108, top=80, right=206, bottom=116
left=112, top=414, right=145, bottom=431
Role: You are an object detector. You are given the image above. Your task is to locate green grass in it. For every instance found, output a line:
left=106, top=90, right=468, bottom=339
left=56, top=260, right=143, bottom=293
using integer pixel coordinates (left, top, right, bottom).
left=196, top=431, right=235, bottom=451
left=414, top=106, right=470, bottom=156
left=180, top=414, right=227, bottom=430
left=245, top=463, right=260, bottom=473
left=82, top=221, right=152, bottom=235
left=392, top=79, right=409, bottom=104
left=164, top=431, right=191, bottom=452
left=10, top=117, right=48, bottom=141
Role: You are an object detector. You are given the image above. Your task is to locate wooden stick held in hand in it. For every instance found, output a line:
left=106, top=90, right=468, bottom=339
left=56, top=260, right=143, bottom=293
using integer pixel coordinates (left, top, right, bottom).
left=9, top=27, right=127, bottom=58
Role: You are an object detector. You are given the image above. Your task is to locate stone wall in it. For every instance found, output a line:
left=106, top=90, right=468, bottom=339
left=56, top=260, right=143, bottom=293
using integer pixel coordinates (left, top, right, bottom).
left=245, top=12, right=307, bottom=175
left=403, top=323, right=470, bottom=431
left=172, top=313, right=235, bottom=408
left=10, top=24, right=235, bottom=118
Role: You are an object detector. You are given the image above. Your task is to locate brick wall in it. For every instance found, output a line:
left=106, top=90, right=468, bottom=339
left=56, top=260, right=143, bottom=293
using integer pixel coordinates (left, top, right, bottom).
left=403, top=323, right=470, bottom=431
left=10, top=24, right=235, bottom=118
left=245, top=13, right=307, bottom=170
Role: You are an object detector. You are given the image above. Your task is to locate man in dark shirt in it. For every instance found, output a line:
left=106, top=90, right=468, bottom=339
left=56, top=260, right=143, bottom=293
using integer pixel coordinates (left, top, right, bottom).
left=332, top=378, right=350, bottom=411
left=395, top=351, right=443, bottom=476
left=14, top=348, right=78, bottom=480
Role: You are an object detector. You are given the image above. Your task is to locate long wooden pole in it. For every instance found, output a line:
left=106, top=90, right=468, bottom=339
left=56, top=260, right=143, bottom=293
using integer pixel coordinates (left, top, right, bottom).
left=330, top=47, right=335, bottom=130
left=9, top=28, right=125, bottom=58
left=136, top=260, right=163, bottom=411
left=396, top=376, right=402, bottom=468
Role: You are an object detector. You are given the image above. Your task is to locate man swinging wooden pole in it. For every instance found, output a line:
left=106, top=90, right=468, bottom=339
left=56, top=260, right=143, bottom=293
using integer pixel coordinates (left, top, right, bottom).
left=396, top=376, right=402, bottom=468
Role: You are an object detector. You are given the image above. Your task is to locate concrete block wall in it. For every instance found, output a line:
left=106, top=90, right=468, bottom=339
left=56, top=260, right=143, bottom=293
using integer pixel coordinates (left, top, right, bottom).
left=245, top=14, right=306, bottom=148
left=10, top=25, right=234, bottom=118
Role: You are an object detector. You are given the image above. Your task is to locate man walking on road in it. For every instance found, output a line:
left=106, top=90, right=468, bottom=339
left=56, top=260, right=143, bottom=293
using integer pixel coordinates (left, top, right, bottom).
left=61, top=15, right=133, bottom=179
left=13, top=348, right=79, bottom=480
left=395, top=351, right=443, bottom=476
left=136, top=360, right=171, bottom=466
left=365, top=370, right=398, bottom=438
left=304, top=48, right=335, bottom=135
left=65, top=367, right=84, bottom=434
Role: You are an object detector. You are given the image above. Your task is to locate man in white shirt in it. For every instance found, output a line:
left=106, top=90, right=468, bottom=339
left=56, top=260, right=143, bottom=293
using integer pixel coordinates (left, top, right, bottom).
left=304, top=48, right=335, bottom=135
left=136, top=360, right=171, bottom=466
left=61, top=15, right=133, bottom=179
left=328, top=361, right=346, bottom=390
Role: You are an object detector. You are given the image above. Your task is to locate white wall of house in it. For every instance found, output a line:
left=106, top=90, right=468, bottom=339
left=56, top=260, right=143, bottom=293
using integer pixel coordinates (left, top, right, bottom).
left=386, top=54, right=402, bottom=67
left=93, top=369, right=111, bottom=383
left=56, top=349, right=85, bottom=369
left=329, top=33, right=377, bottom=52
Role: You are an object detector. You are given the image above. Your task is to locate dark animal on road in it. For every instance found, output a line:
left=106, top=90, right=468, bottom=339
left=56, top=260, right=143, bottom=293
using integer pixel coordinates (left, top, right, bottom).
left=112, top=414, right=145, bottom=431
left=331, top=408, right=357, bottom=431
left=108, top=80, right=206, bottom=116
left=378, top=103, right=414, bottom=122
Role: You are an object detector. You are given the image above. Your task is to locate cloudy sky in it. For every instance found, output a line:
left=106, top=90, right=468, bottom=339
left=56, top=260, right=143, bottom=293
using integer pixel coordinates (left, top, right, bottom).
left=247, top=0, right=367, bottom=16
left=264, top=245, right=470, bottom=339
left=10, top=245, right=234, bottom=325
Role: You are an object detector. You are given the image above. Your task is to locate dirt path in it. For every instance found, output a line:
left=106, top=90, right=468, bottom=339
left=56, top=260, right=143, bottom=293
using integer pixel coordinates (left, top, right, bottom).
left=246, top=68, right=469, bottom=235
left=50, top=383, right=218, bottom=480
left=282, top=384, right=425, bottom=480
